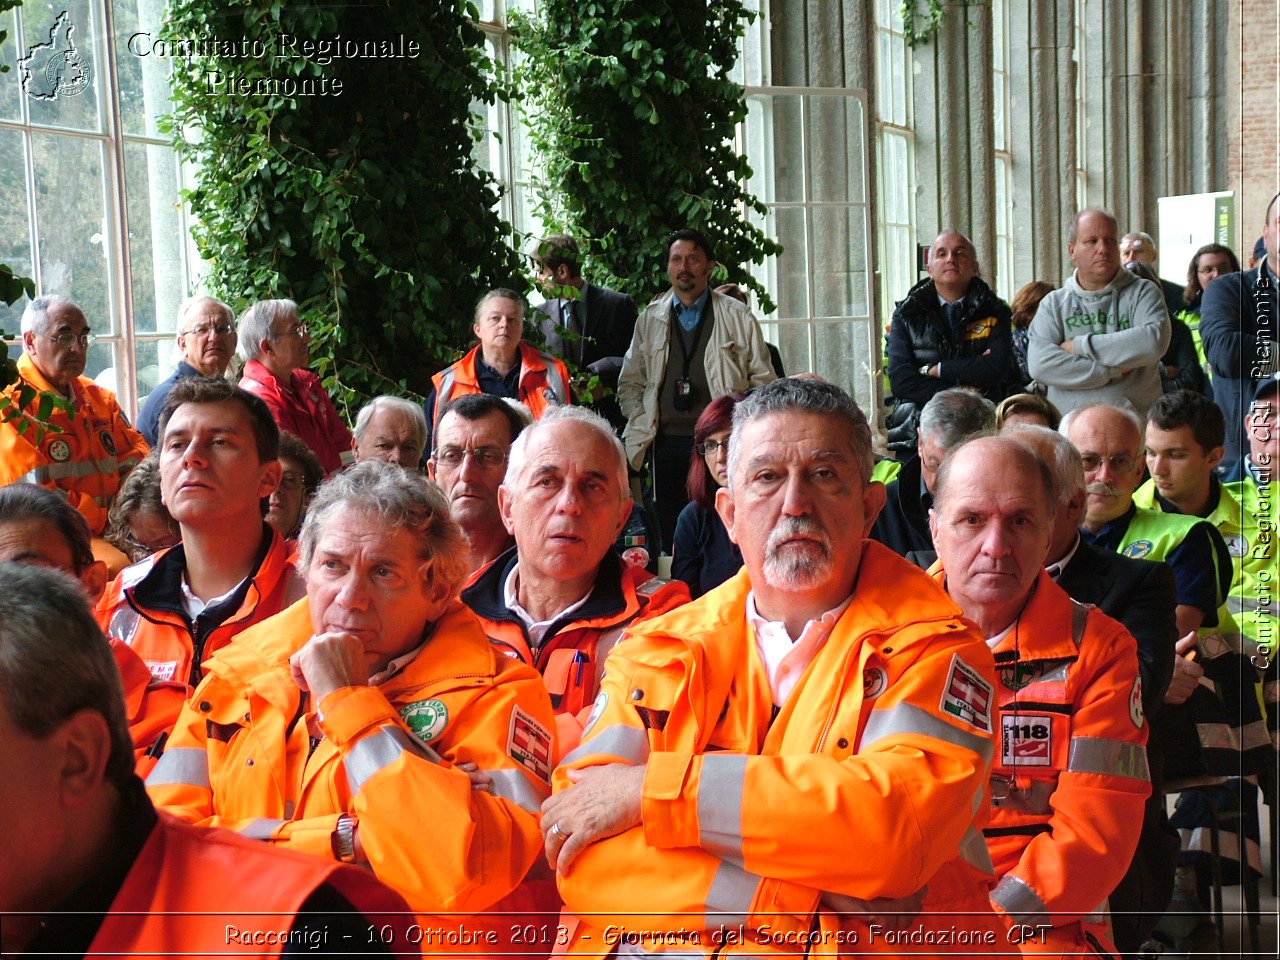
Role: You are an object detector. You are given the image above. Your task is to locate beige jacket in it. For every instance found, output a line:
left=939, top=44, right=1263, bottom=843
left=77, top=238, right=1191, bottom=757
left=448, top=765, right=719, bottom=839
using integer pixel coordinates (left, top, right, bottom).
left=617, top=288, right=775, bottom=468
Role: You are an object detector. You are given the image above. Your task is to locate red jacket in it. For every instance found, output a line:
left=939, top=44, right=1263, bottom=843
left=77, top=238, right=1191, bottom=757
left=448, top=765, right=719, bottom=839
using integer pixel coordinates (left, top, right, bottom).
left=96, top=526, right=303, bottom=691
left=430, top=342, right=571, bottom=432
left=0, top=354, right=149, bottom=534
left=87, top=789, right=414, bottom=958
left=462, top=548, right=690, bottom=755
left=239, top=358, right=354, bottom=474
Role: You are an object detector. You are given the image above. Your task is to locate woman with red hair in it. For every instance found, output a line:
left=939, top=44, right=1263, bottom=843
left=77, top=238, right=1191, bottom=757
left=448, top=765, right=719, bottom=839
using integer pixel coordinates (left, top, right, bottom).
left=671, top=392, right=746, bottom=597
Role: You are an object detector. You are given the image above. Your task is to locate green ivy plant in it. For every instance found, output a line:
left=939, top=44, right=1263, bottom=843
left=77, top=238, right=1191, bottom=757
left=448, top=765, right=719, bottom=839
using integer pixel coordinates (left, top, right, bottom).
left=160, top=1, right=525, bottom=415
left=510, top=0, right=781, bottom=312
left=900, top=0, right=978, bottom=48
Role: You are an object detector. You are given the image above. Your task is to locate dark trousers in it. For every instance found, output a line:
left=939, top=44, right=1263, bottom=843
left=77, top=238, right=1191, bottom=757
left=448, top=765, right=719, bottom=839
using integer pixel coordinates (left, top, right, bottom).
left=650, top=434, right=694, bottom=555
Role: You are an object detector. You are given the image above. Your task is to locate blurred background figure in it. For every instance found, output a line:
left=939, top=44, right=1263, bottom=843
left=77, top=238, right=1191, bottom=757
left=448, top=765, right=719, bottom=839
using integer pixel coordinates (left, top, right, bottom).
left=1125, top=260, right=1205, bottom=397
left=1009, top=281, right=1056, bottom=390
left=104, top=452, right=180, bottom=564
left=1176, top=243, right=1239, bottom=398
left=671, top=392, right=745, bottom=598
left=266, top=431, right=323, bottom=543
left=996, top=392, right=1062, bottom=431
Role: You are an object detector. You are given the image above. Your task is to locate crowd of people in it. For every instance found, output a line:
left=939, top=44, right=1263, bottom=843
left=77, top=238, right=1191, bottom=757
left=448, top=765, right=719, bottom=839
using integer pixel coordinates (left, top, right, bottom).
left=0, top=201, right=1276, bottom=957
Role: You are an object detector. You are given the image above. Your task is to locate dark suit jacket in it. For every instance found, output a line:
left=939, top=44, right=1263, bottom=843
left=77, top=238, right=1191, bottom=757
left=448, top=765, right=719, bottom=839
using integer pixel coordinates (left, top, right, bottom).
left=1200, top=262, right=1279, bottom=467
left=1055, top=538, right=1177, bottom=716
left=535, top=281, right=638, bottom=387
left=868, top=455, right=934, bottom=558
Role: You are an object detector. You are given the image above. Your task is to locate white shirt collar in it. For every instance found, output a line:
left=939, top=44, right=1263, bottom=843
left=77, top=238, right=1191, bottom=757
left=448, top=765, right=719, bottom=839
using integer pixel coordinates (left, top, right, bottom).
left=1045, top=533, right=1083, bottom=580
left=745, top=590, right=855, bottom=705
left=179, top=573, right=246, bottom=621
left=503, top=563, right=592, bottom=653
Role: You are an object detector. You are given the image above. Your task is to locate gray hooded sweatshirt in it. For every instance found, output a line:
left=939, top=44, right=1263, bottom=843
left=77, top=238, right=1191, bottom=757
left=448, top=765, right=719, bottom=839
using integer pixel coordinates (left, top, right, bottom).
left=1026, top=266, right=1171, bottom=416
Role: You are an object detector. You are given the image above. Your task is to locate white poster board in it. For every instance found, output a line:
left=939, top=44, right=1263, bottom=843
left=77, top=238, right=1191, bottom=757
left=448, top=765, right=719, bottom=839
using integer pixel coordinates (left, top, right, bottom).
left=1157, top=192, right=1236, bottom=285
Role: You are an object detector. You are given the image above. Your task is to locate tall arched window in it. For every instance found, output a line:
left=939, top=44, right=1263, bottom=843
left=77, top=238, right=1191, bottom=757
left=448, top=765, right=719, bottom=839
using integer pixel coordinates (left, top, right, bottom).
left=1, top=0, right=201, bottom=418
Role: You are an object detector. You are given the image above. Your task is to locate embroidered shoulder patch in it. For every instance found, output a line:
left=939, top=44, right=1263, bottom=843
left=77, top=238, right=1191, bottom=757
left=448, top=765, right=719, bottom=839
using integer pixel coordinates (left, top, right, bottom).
left=507, top=705, right=553, bottom=783
left=1129, top=676, right=1145, bottom=728
left=940, top=654, right=994, bottom=732
left=1122, top=540, right=1153, bottom=559
left=146, top=659, right=179, bottom=683
left=399, top=699, right=448, bottom=743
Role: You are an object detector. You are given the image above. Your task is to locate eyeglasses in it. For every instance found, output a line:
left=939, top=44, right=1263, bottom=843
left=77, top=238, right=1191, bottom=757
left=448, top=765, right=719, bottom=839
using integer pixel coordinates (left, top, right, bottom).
left=434, top=446, right=507, bottom=469
left=44, top=330, right=95, bottom=348
left=123, top=532, right=181, bottom=562
left=278, top=472, right=305, bottom=492
left=697, top=439, right=728, bottom=457
left=272, top=323, right=309, bottom=340
left=1080, top=453, right=1138, bottom=473
left=182, top=322, right=235, bottom=338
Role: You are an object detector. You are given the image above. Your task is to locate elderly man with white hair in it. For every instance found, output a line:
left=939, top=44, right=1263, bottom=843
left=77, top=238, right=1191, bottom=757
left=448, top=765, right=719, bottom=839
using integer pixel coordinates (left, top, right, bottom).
left=0, top=296, right=149, bottom=547
left=237, top=298, right=353, bottom=474
left=137, top=295, right=237, bottom=445
left=462, top=405, right=689, bottom=755
left=352, top=395, right=428, bottom=469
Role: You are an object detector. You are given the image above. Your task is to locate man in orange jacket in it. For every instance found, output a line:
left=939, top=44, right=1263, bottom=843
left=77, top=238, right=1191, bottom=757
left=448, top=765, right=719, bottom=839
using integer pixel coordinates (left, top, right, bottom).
left=0, top=562, right=414, bottom=957
left=542, top=378, right=1001, bottom=956
left=929, top=435, right=1150, bottom=956
left=1, top=296, right=148, bottom=572
left=146, top=461, right=555, bottom=949
left=463, top=405, right=690, bottom=755
left=96, top=378, right=301, bottom=709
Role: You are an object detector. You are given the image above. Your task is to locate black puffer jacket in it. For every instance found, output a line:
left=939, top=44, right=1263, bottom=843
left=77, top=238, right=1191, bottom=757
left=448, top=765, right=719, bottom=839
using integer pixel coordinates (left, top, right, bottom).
left=886, top=276, right=1017, bottom=407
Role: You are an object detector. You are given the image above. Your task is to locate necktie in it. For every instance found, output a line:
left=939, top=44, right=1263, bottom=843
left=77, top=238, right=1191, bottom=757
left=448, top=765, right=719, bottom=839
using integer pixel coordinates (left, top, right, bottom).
left=947, top=301, right=964, bottom=335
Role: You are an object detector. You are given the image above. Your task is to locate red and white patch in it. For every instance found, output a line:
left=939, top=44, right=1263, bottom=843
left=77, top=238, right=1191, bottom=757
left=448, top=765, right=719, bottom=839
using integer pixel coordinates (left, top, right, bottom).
left=507, top=705, right=553, bottom=783
left=940, top=655, right=993, bottom=732
left=1129, top=676, right=1144, bottom=728
left=46, top=438, right=72, bottom=462
left=1001, top=713, right=1053, bottom=766
left=146, top=660, right=179, bottom=683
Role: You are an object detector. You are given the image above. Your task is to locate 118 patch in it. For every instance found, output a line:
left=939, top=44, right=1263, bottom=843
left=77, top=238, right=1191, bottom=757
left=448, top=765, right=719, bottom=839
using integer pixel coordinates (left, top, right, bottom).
left=1001, top=713, right=1052, bottom=767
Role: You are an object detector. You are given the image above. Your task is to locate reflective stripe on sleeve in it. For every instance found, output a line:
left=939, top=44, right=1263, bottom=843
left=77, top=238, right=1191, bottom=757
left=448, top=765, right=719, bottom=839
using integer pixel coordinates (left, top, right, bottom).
left=858, top=702, right=993, bottom=762
left=344, top=725, right=435, bottom=794
left=485, top=768, right=545, bottom=814
left=1238, top=720, right=1271, bottom=752
left=1069, top=601, right=1089, bottom=647
left=1066, top=736, right=1150, bottom=781
left=146, top=747, right=211, bottom=789
left=560, top=724, right=650, bottom=767
left=704, top=859, right=761, bottom=929
left=239, top=818, right=286, bottom=840
left=991, top=874, right=1050, bottom=926
left=1264, top=680, right=1280, bottom=705
left=1195, top=721, right=1239, bottom=751
left=696, top=753, right=747, bottom=863
left=1228, top=595, right=1275, bottom=618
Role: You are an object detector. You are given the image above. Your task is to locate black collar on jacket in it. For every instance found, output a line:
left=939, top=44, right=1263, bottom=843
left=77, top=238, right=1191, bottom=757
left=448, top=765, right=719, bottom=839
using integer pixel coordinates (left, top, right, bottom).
left=462, top=545, right=630, bottom=638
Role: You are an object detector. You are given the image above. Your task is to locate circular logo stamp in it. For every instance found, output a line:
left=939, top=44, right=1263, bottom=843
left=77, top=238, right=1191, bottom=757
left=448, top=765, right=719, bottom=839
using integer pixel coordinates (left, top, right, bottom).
left=46, top=438, right=72, bottom=462
left=45, top=49, right=91, bottom=98
left=1122, top=540, right=1153, bottom=559
left=1129, top=676, right=1144, bottom=728
left=1224, top=534, right=1249, bottom=558
left=98, top=431, right=116, bottom=456
left=399, top=699, right=448, bottom=743
left=863, top=666, right=888, bottom=700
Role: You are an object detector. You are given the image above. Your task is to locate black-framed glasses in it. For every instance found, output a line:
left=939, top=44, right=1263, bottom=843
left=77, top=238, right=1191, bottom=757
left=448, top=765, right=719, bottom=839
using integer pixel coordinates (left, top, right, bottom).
left=1080, top=453, right=1137, bottom=473
left=183, top=322, right=235, bottom=338
left=697, top=439, right=728, bottom=457
left=434, top=446, right=507, bottom=469
left=44, top=330, right=95, bottom=348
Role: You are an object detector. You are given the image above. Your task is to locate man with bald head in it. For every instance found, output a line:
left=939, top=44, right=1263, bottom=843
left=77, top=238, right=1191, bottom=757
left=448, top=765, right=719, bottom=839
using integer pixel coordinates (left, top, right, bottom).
left=887, top=230, right=1016, bottom=421
left=1028, top=209, right=1170, bottom=417
left=929, top=435, right=1149, bottom=956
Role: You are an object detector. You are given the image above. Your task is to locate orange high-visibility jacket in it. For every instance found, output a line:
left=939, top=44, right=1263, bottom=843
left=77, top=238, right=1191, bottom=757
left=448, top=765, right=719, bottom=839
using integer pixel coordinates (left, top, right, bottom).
left=110, top=638, right=188, bottom=780
left=930, top=568, right=1150, bottom=950
left=96, top=526, right=303, bottom=691
left=555, top=546, right=1001, bottom=956
left=463, top=549, right=690, bottom=755
left=93, top=803, right=415, bottom=958
left=430, top=342, right=571, bottom=432
left=146, top=596, right=556, bottom=919
left=0, top=353, right=149, bottom=534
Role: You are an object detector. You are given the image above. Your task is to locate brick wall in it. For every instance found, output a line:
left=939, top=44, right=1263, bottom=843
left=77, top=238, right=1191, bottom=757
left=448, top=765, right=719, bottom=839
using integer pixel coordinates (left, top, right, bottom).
left=1227, top=0, right=1280, bottom=256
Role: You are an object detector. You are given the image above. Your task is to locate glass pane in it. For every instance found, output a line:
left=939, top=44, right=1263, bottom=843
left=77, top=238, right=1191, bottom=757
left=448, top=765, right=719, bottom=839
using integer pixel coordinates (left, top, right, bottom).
left=124, top=142, right=185, bottom=335
left=0, top=129, right=32, bottom=332
left=876, top=31, right=892, bottom=119
left=891, top=44, right=907, bottom=126
left=83, top=338, right=117, bottom=387
left=809, top=96, right=865, bottom=204
left=32, top=132, right=113, bottom=334
left=993, top=0, right=1005, bottom=70
left=747, top=94, right=803, bottom=204
left=0, top=6, right=20, bottom=121
left=773, top=321, right=811, bottom=379
left=114, top=0, right=174, bottom=138
left=769, top=206, right=809, bottom=321
left=133, top=336, right=181, bottom=407
left=813, top=320, right=876, bottom=413
left=19, top=0, right=103, bottom=132
left=811, top=207, right=870, bottom=319
left=993, top=73, right=1006, bottom=151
